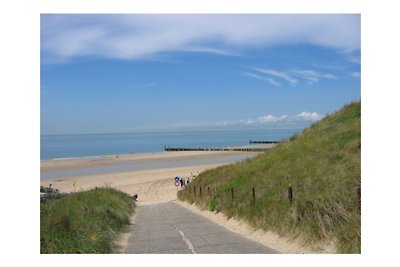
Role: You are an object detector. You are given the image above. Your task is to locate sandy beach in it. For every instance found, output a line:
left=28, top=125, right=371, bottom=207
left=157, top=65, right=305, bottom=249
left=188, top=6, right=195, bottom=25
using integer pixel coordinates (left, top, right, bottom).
left=40, top=150, right=259, bottom=203
left=41, top=148, right=333, bottom=253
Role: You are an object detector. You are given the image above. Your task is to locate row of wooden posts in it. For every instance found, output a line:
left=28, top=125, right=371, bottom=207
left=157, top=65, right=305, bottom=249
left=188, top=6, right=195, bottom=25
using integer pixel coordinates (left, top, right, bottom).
left=187, top=185, right=294, bottom=204
left=186, top=183, right=361, bottom=210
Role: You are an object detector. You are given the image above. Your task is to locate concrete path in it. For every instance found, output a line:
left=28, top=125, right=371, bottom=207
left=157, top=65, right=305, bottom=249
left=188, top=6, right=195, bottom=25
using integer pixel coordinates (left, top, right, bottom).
left=124, top=201, right=278, bottom=254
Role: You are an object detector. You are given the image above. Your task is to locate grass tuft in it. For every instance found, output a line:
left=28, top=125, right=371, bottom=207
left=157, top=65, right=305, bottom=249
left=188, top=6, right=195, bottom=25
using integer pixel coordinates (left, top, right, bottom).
left=41, top=187, right=135, bottom=253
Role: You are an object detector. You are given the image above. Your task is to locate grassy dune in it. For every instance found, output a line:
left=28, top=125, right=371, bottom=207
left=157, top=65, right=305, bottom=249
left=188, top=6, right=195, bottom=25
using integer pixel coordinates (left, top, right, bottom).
left=178, top=101, right=361, bottom=253
left=40, top=187, right=135, bottom=253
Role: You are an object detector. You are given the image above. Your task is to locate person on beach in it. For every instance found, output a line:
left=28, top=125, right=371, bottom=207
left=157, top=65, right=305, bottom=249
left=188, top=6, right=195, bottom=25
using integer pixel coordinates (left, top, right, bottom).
left=180, top=177, right=184, bottom=188
left=186, top=177, right=190, bottom=185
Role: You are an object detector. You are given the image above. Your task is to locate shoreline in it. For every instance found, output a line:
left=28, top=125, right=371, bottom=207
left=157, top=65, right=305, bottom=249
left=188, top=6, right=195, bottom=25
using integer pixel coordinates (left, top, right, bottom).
left=42, top=151, right=160, bottom=161
left=40, top=149, right=267, bottom=203
left=41, top=144, right=275, bottom=161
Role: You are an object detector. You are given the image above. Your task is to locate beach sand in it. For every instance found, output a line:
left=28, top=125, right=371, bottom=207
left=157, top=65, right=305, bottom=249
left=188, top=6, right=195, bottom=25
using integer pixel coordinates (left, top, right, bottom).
left=41, top=148, right=332, bottom=253
left=40, top=150, right=258, bottom=203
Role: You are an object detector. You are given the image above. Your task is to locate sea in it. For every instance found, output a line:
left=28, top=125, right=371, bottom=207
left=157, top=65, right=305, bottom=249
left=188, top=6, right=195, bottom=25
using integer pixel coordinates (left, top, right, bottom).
left=40, top=129, right=303, bottom=160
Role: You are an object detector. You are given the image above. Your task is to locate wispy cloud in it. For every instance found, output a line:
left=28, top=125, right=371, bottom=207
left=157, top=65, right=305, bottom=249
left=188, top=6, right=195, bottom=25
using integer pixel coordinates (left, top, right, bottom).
left=350, top=72, right=361, bottom=78
left=290, top=69, right=336, bottom=85
left=243, top=72, right=281, bottom=86
left=41, top=14, right=360, bottom=62
left=252, top=67, right=298, bottom=86
left=245, top=66, right=336, bottom=86
left=130, top=82, right=157, bottom=89
left=348, top=55, right=361, bottom=64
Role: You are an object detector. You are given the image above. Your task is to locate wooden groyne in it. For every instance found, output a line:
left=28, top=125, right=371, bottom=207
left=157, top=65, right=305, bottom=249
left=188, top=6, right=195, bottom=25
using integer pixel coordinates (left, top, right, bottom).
left=164, top=147, right=269, bottom=152
left=249, top=140, right=280, bottom=144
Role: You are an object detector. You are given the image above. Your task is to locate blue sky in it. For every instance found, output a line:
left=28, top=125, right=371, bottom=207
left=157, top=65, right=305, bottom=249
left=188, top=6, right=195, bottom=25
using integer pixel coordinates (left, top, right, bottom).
left=41, top=14, right=360, bottom=135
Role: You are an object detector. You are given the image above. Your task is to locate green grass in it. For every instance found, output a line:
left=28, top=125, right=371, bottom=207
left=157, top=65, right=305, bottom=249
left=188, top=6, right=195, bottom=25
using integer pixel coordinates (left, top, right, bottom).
left=41, top=187, right=135, bottom=253
left=178, top=101, right=361, bottom=253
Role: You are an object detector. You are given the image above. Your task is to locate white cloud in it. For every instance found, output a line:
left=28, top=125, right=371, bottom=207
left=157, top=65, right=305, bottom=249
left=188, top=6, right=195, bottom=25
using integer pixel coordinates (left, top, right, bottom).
left=257, top=114, right=280, bottom=123
left=239, top=119, right=256, bottom=125
left=348, top=55, right=361, bottom=64
left=231, top=112, right=323, bottom=126
left=295, top=112, right=323, bottom=121
left=246, top=67, right=336, bottom=86
left=350, top=72, right=361, bottom=78
left=290, top=69, right=336, bottom=84
left=243, top=72, right=281, bottom=86
left=252, top=67, right=298, bottom=86
left=41, top=14, right=360, bottom=62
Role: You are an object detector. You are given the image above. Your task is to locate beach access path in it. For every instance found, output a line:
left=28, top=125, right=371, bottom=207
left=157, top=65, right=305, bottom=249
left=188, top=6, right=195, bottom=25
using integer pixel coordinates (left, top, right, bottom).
left=41, top=148, right=324, bottom=253
left=122, top=201, right=278, bottom=254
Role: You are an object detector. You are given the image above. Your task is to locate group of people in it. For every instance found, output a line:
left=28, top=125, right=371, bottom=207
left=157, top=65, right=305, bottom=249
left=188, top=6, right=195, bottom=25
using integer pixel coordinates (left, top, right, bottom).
left=177, top=172, right=199, bottom=189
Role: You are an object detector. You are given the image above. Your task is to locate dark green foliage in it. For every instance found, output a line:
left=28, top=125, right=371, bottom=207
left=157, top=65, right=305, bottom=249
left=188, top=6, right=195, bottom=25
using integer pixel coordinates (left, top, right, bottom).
left=178, top=101, right=361, bottom=253
left=208, top=196, right=219, bottom=212
left=41, top=187, right=135, bottom=253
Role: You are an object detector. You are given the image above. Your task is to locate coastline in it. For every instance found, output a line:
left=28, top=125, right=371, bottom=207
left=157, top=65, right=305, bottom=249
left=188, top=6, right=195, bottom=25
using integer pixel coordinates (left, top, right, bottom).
left=40, top=149, right=265, bottom=203
left=40, top=145, right=330, bottom=253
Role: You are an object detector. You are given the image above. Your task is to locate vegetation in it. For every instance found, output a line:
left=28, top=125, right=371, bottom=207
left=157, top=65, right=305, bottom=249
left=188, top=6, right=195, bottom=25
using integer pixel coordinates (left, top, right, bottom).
left=41, top=187, right=135, bottom=253
left=178, top=101, right=361, bottom=253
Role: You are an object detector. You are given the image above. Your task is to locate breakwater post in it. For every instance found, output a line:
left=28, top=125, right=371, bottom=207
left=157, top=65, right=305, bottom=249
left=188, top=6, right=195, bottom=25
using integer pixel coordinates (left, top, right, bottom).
left=357, top=181, right=361, bottom=212
left=165, top=147, right=270, bottom=152
left=288, top=185, right=293, bottom=204
left=249, top=140, right=280, bottom=144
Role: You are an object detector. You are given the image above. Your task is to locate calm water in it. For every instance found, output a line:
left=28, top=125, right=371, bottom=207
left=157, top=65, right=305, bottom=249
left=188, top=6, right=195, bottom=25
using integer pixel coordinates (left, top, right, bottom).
left=41, top=129, right=302, bottom=160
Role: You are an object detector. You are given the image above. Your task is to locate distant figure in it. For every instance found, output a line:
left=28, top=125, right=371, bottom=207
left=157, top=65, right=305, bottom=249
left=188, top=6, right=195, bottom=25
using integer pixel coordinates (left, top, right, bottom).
left=180, top=177, right=184, bottom=188
left=132, top=194, right=138, bottom=201
left=186, top=177, right=190, bottom=185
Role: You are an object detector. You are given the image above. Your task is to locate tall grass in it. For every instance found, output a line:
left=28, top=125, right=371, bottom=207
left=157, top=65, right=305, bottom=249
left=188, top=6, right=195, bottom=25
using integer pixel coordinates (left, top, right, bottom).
left=41, top=187, right=135, bottom=253
left=178, top=101, right=361, bottom=253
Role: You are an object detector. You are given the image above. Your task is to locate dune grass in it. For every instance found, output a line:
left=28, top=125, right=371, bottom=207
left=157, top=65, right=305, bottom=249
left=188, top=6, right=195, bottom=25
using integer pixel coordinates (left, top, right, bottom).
left=178, top=101, right=361, bottom=253
left=40, top=187, right=135, bottom=253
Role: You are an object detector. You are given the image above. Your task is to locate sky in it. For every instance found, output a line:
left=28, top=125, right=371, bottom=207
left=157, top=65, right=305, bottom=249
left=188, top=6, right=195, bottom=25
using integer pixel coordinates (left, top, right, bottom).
left=41, top=14, right=361, bottom=135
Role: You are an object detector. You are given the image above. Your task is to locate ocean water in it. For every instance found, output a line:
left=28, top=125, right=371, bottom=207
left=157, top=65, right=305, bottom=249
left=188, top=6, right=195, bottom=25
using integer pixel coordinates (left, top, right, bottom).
left=40, top=129, right=302, bottom=160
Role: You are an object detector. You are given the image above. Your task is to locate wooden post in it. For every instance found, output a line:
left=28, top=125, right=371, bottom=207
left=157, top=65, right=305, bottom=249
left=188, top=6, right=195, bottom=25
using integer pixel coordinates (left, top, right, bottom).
left=357, top=182, right=361, bottom=212
left=252, top=187, right=256, bottom=204
left=288, top=185, right=293, bottom=204
left=194, top=186, right=196, bottom=197
left=231, top=188, right=234, bottom=201
left=208, top=186, right=210, bottom=196
left=200, top=186, right=202, bottom=197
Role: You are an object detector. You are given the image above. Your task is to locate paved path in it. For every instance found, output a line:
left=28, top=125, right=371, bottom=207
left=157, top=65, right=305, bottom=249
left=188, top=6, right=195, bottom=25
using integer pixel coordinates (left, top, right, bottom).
left=124, top=201, right=278, bottom=254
